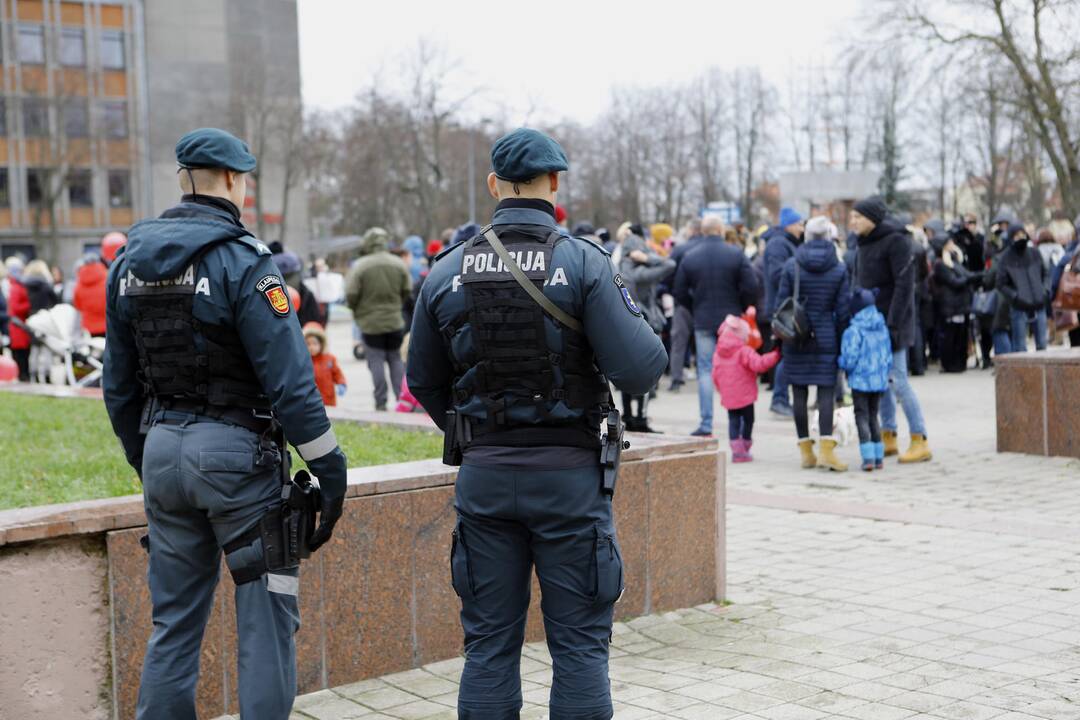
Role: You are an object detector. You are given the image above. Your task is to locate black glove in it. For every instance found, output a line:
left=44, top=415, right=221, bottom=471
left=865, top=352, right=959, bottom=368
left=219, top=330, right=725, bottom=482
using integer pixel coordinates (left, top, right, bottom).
left=305, top=445, right=348, bottom=552
left=309, top=493, right=344, bottom=552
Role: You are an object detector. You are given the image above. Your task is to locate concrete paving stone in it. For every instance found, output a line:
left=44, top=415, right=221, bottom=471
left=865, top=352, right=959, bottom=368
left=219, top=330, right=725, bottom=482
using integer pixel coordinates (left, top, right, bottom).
left=754, top=680, right=820, bottom=702
left=887, top=690, right=958, bottom=713
left=427, top=692, right=457, bottom=708
left=348, top=687, right=423, bottom=711
left=295, top=695, right=374, bottom=720
left=380, top=700, right=454, bottom=720
left=840, top=681, right=909, bottom=702
left=798, top=691, right=868, bottom=714
left=420, top=657, right=464, bottom=679
left=610, top=702, right=664, bottom=719
left=335, top=679, right=392, bottom=699
left=669, top=702, right=746, bottom=720
left=839, top=702, right=918, bottom=720
left=931, top=701, right=1010, bottom=720
left=379, top=671, right=458, bottom=699
left=716, top=690, right=785, bottom=713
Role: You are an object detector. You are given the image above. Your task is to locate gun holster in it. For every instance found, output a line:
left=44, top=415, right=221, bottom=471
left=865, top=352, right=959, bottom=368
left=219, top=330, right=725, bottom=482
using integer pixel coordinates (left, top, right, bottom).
left=443, top=410, right=464, bottom=466
left=600, top=410, right=629, bottom=497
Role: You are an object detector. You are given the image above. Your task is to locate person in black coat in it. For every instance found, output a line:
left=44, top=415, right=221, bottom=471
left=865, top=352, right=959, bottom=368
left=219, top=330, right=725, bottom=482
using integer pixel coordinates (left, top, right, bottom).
left=932, top=232, right=980, bottom=373
left=997, top=222, right=1048, bottom=352
left=850, top=196, right=931, bottom=463
left=673, top=215, right=758, bottom=436
left=761, top=208, right=805, bottom=417
left=776, top=216, right=851, bottom=471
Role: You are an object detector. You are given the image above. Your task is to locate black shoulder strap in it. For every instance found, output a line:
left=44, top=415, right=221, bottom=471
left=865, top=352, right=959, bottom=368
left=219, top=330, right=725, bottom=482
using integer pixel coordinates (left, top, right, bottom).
left=482, top=226, right=584, bottom=333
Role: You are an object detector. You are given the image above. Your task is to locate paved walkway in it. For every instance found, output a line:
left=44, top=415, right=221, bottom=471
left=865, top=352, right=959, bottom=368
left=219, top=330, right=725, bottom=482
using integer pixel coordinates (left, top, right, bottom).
left=261, top=321, right=1080, bottom=719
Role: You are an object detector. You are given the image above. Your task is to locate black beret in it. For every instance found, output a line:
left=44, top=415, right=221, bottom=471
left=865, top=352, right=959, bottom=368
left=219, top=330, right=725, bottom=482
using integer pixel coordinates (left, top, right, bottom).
left=491, top=128, right=568, bottom=182
left=176, top=128, right=257, bottom=172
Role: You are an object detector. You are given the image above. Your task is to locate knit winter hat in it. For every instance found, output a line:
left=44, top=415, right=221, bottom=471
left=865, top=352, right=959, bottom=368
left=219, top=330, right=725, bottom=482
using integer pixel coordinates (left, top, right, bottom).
left=853, top=196, right=887, bottom=225
left=805, top=216, right=831, bottom=240
left=302, top=322, right=327, bottom=350
left=778, top=207, right=803, bottom=228
left=849, top=287, right=878, bottom=316
left=720, top=314, right=750, bottom=342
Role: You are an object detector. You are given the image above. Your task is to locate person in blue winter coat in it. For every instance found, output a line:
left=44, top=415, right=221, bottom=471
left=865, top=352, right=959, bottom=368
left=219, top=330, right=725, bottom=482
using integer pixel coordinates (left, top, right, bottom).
left=776, top=216, right=850, bottom=472
left=839, top=288, right=893, bottom=472
left=401, top=235, right=427, bottom=283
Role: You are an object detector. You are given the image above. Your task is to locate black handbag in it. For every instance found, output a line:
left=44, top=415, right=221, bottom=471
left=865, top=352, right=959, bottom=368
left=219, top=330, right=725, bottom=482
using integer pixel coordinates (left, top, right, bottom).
left=771, top=261, right=812, bottom=344
left=972, top=289, right=997, bottom=316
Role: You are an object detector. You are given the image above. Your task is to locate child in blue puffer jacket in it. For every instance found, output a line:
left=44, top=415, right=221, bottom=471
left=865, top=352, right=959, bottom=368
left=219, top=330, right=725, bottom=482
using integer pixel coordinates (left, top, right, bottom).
left=838, top=288, right=893, bottom=471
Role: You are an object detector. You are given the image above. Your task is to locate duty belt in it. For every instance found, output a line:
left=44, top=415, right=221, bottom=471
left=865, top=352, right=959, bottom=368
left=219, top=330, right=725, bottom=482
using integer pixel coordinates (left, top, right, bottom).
left=154, top=398, right=274, bottom=435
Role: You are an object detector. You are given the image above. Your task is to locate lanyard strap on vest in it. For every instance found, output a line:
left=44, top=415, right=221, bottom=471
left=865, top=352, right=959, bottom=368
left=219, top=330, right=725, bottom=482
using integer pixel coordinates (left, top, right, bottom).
left=482, top=226, right=583, bottom=333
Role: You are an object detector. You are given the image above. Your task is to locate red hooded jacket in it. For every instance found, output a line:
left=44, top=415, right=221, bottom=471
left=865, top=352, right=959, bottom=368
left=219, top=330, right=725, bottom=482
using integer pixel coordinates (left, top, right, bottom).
left=6, top=278, right=31, bottom=350
left=73, top=261, right=108, bottom=335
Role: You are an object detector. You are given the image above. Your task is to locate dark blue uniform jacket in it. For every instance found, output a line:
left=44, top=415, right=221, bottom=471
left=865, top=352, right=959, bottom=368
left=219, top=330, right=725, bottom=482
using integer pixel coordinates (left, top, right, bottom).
left=103, top=197, right=346, bottom=496
left=407, top=202, right=668, bottom=432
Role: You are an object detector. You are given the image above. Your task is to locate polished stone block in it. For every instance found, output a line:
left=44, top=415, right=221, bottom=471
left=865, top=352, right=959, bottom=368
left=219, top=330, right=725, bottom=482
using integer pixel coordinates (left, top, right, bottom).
left=1046, top=365, right=1080, bottom=458
left=645, top=453, right=719, bottom=611
left=410, top=487, right=461, bottom=665
left=995, top=364, right=1045, bottom=454
left=612, top=459, right=650, bottom=618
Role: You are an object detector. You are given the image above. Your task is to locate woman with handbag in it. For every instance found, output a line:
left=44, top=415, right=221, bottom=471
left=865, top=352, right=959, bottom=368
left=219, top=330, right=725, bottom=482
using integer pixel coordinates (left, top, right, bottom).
left=775, top=216, right=851, bottom=472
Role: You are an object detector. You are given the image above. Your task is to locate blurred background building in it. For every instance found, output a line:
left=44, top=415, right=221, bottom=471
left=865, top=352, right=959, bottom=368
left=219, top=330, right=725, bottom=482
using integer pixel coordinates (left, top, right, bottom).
left=0, top=0, right=307, bottom=272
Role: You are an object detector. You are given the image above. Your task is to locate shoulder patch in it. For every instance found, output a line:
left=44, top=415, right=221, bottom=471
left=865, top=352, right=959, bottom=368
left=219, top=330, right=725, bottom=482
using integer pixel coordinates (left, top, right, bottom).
left=613, top=273, right=642, bottom=316
left=257, top=274, right=290, bottom=316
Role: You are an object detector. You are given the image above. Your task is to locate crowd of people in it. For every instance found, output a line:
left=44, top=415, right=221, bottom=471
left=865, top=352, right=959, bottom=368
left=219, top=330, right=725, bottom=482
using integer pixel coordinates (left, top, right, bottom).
left=3, top=197, right=1079, bottom=472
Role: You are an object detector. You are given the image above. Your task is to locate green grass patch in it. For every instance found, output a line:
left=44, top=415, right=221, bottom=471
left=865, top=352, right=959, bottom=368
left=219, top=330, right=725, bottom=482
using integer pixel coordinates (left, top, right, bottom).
left=0, top=394, right=442, bottom=511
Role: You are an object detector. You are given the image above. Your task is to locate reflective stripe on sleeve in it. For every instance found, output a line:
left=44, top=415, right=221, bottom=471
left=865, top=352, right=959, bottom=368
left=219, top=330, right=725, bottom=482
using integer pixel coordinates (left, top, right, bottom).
left=295, top=427, right=338, bottom=462
left=266, top=572, right=299, bottom=596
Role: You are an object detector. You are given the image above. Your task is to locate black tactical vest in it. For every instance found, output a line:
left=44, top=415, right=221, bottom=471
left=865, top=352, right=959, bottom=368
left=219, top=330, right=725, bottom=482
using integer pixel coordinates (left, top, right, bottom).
left=125, top=243, right=270, bottom=412
left=446, top=228, right=610, bottom=448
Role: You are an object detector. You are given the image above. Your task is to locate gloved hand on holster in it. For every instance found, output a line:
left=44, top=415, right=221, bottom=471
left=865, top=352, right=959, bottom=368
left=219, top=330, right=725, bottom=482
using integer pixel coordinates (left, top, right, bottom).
left=306, top=446, right=348, bottom=552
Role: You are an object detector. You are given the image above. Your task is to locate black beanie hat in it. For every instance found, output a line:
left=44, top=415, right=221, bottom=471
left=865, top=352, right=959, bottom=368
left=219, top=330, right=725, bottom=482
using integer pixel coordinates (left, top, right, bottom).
left=853, top=196, right=887, bottom=225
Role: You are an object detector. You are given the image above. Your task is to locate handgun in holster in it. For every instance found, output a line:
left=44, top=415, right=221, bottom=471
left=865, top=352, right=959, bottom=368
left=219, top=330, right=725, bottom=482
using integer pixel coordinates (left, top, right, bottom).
left=443, top=409, right=471, bottom=467
left=260, top=427, right=319, bottom=573
left=600, top=410, right=630, bottom=496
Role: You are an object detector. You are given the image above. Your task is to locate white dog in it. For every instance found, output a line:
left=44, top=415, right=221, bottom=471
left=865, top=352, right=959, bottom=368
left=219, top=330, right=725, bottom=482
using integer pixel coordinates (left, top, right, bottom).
left=810, top=404, right=857, bottom=447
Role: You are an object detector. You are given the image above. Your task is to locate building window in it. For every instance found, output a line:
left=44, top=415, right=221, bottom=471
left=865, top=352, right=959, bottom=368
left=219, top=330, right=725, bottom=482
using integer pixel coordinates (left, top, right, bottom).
left=108, top=170, right=131, bottom=207
left=17, top=25, right=45, bottom=65
left=60, top=28, right=86, bottom=67
left=26, top=168, right=46, bottom=206
left=22, top=98, right=49, bottom=137
left=68, top=169, right=93, bottom=207
left=102, top=100, right=127, bottom=139
left=0, top=169, right=9, bottom=207
left=101, top=30, right=124, bottom=70
left=64, top=99, right=88, bottom=137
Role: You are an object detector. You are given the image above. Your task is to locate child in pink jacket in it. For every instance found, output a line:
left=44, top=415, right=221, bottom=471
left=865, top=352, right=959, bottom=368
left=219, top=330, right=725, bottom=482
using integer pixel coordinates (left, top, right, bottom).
left=711, top=314, right=781, bottom=462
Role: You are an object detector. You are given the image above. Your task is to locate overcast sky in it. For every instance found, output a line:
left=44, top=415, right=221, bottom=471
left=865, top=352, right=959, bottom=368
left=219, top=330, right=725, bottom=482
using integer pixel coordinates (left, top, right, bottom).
left=298, top=0, right=862, bottom=126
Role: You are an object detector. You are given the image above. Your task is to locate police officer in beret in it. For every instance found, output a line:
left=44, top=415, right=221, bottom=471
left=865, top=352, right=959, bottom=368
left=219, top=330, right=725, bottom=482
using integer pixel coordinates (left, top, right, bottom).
left=408, top=128, right=668, bottom=719
left=103, top=128, right=348, bottom=719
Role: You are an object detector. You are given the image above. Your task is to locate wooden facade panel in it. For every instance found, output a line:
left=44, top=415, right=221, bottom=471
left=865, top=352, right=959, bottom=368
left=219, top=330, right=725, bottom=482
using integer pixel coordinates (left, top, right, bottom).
left=103, top=71, right=127, bottom=98
left=108, top=207, right=132, bottom=228
left=14, top=0, right=45, bottom=22
left=69, top=207, right=95, bottom=227
left=58, top=68, right=89, bottom=96
left=21, top=66, right=47, bottom=93
left=0, top=139, right=8, bottom=164
left=59, top=1, right=84, bottom=25
left=104, top=141, right=131, bottom=165
left=0, top=209, right=13, bottom=228
left=100, top=4, right=124, bottom=28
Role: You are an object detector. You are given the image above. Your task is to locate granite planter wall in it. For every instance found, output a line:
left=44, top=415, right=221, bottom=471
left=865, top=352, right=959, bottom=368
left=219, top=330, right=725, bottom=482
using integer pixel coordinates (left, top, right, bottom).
left=995, top=349, right=1080, bottom=459
left=0, top=399, right=724, bottom=720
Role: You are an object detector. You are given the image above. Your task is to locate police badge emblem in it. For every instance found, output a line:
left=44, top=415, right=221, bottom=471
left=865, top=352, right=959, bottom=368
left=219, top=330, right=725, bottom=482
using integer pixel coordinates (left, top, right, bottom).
left=256, top=275, right=291, bottom=316
left=613, top=274, right=642, bottom=316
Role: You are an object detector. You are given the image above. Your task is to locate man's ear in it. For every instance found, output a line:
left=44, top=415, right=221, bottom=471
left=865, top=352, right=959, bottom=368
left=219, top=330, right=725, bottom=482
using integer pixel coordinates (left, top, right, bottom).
left=549, top=172, right=560, bottom=193
left=487, top=173, right=500, bottom=200
left=223, top=170, right=236, bottom=191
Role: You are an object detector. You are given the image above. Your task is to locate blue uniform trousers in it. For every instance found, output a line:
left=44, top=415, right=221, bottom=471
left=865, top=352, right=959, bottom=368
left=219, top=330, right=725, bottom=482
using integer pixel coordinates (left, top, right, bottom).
left=453, top=463, right=624, bottom=720
left=137, top=417, right=300, bottom=720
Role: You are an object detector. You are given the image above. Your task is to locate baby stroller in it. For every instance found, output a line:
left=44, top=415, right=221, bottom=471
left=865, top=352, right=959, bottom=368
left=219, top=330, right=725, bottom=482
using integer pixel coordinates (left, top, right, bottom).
left=10, top=304, right=105, bottom=387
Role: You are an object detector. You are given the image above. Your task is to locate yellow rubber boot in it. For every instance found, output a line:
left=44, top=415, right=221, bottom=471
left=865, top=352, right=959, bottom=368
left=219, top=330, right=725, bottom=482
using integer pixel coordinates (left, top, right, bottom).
left=798, top=439, right=817, bottom=469
left=899, top=433, right=932, bottom=463
left=882, top=430, right=899, bottom=457
left=817, top=437, right=849, bottom=472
